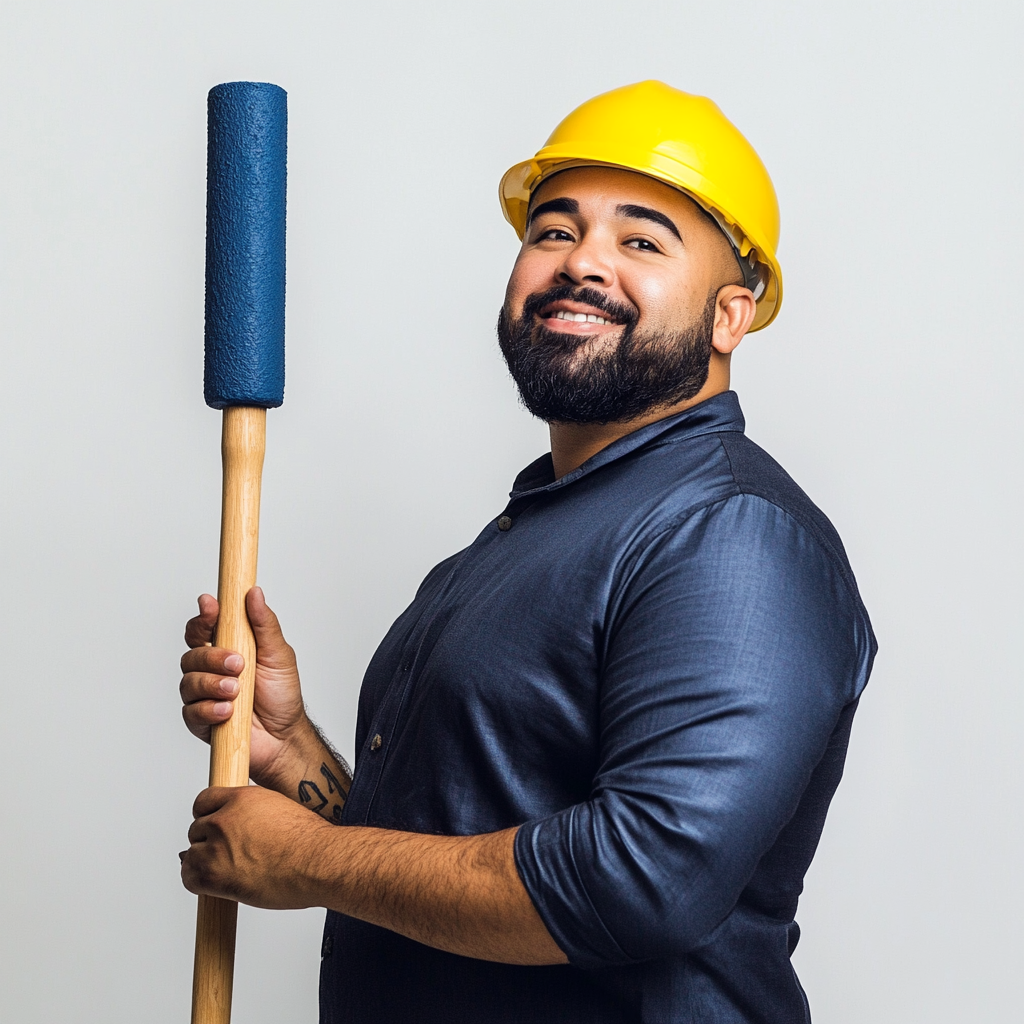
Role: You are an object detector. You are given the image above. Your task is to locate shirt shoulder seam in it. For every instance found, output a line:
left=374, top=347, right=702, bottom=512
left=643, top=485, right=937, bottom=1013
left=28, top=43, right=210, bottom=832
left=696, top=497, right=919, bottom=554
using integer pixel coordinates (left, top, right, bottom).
left=714, top=435, right=866, bottom=608
left=617, top=437, right=863, bottom=612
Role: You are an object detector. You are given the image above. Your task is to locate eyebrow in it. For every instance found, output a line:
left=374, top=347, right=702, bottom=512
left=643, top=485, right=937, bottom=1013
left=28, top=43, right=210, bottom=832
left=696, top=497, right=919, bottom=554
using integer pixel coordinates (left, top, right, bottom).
left=526, top=197, right=683, bottom=242
left=616, top=204, right=682, bottom=240
left=527, top=197, right=580, bottom=225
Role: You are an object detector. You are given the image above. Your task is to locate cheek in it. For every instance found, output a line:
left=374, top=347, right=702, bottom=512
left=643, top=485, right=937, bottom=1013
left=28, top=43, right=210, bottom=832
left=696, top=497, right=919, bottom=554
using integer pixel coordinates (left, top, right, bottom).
left=505, top=250, right=557, bottom=314
left=625, top=269, right=704, bottom=329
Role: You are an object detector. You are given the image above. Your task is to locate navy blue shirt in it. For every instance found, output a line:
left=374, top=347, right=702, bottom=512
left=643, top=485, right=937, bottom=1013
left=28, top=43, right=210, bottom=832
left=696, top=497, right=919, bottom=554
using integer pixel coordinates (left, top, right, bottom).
left=321, top=392, right=876, bottom=1024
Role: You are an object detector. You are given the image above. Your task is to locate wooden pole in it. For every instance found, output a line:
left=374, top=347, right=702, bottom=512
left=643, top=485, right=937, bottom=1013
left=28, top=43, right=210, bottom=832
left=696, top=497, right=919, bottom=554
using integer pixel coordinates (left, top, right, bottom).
left=191, top=405, right=266, bottom=1024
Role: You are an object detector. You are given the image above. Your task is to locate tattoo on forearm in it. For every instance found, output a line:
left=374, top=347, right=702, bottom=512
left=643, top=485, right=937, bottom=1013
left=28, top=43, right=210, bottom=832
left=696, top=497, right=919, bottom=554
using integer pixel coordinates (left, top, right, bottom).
left=320, top=763, right=347, bottom=823
left=298, top=779, right=329, bottom=814
left=297, top=712, right=352, bottom=824
left=299, top=762, right=348, bottom=824
left=320, top=761, right=344, bottom=794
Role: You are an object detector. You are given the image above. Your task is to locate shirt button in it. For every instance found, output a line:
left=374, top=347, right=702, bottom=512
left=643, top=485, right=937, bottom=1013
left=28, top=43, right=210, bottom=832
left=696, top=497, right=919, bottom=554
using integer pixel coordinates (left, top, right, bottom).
left=497, top=515, right=513, bottom=531
left=370, top=733, right=382, bottom=752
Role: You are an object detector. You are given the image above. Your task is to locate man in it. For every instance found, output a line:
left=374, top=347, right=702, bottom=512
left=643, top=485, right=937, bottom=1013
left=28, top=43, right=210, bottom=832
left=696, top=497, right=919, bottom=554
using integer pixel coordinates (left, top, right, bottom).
left=179, top=81, right=876, bottom=1023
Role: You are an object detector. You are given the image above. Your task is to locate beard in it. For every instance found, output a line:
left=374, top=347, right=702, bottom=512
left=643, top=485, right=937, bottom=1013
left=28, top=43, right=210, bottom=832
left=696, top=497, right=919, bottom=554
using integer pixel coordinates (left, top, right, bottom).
left=497, top=285, right=717, bottom=424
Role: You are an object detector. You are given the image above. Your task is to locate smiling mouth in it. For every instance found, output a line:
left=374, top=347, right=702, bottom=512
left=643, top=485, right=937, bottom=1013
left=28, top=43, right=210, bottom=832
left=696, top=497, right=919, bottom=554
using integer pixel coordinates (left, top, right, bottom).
left=550, top=310, right=615, bottom=325
left=537, top=301, right=624, bottom=329
left=523, top=287, right=638, bottom=337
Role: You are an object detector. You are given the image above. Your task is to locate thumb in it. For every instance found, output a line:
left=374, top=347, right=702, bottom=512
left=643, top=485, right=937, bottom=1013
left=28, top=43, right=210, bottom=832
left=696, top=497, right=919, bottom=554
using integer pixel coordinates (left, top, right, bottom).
left=246, top=587, right=296, bottom=671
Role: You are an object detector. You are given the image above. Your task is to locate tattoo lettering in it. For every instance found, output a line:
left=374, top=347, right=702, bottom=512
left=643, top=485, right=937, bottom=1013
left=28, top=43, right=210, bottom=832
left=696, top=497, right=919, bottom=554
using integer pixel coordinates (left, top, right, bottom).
left=298, top=761, right=349, bottom=824
left=320, top=762, right=345, bottom=796
left=298, top=779, right=329, bottom=814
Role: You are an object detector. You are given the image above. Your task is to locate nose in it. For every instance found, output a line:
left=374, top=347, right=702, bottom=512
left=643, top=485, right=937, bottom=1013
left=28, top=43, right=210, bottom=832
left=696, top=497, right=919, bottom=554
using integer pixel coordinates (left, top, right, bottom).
left=556, top=232, right=615, bottom=288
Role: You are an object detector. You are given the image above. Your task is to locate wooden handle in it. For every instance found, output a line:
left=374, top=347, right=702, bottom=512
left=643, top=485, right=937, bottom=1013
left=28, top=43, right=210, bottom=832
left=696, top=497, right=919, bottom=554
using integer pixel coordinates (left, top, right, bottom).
left=191, top=896, right=239, bottom=1024
left=191, top=405, right=267, bottom=1024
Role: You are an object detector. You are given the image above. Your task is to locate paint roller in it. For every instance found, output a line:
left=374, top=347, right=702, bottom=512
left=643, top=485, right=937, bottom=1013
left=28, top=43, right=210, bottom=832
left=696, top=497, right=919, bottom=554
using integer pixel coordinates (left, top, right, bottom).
left=191, top=80, right=286, bottom=1024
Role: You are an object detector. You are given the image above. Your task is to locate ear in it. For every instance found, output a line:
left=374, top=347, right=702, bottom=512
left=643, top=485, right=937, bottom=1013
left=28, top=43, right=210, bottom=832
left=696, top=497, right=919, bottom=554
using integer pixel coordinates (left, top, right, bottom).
left=711, top=285, right=757, bottom=355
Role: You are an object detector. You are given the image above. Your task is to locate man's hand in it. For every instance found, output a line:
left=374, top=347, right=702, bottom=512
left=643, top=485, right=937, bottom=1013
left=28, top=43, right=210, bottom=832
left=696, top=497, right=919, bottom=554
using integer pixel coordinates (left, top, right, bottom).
left=181, top=785, right=333, bottom=909
left=180, top=786, right=567, bottom=966
left=178, top=591, right=564, bottom=966
left=179, top=587, right=317, bottom=792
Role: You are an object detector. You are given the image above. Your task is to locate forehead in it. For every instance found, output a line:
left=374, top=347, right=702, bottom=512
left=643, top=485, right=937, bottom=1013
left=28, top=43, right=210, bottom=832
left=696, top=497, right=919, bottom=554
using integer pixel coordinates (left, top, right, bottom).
left=529, top=165, right=704, bottom=223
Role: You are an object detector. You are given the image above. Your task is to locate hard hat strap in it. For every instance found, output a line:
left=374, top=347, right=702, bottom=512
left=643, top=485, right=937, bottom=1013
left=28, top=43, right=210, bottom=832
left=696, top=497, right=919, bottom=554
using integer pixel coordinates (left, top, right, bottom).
left=697, top=203, right=767, bottom=300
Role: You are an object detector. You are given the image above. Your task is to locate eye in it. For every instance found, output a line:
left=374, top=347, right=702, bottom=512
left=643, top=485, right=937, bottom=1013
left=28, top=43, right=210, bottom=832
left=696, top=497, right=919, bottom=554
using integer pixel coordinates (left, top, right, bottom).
left=624, top=237, right=661, bottom=252
left=533, top=227, right=575, bottom=243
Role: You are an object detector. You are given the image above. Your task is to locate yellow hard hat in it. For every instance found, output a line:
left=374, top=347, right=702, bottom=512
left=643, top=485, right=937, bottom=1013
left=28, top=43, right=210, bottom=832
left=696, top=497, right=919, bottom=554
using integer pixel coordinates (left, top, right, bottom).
left=499, top=81, right=783, bottom=331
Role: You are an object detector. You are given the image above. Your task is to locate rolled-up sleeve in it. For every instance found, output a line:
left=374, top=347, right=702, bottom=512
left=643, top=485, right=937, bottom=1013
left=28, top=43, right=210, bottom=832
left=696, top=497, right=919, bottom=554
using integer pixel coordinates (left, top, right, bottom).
left=514, top=493, right=872, bottom=968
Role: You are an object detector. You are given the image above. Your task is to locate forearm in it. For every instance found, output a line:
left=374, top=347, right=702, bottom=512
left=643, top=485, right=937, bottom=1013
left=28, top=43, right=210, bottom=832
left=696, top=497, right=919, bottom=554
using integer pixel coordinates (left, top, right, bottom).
left=257, top=717, right=352, bottom=823
left=242, top=716, right=559, bottom=964
left=312, top=823, right=567, bottom=966
left=184, top=785, right=567, bottom=966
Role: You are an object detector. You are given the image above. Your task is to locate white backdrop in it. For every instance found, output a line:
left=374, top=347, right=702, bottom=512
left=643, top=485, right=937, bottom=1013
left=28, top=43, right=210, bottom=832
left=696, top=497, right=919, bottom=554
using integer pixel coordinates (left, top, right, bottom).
left=1, top=2, right=1021, bottom=1021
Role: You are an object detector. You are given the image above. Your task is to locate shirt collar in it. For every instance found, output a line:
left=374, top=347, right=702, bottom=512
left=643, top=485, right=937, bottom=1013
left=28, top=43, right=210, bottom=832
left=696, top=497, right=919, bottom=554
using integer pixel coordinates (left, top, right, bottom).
left=510, top=391, right=746, bottom=498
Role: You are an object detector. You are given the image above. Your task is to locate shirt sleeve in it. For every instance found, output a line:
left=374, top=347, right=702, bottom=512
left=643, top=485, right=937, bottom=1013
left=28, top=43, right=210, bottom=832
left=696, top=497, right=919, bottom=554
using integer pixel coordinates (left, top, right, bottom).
left=513, top=493, right=873, bottom=967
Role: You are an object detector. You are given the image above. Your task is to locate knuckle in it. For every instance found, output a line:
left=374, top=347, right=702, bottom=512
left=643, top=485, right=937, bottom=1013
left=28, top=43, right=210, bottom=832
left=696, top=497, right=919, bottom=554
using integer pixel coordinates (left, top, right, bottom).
left=182, top=649, right=217, bottom=675
left=181, top=649, right=206, bottom=673
left=184, top=617, right=211, bottom=647
left=181, top=704, right=209, bottom=733
left=179, top=673, right=206, bottom=703
left=187, top=853, right=219, bottom=892
left=187, top=674, right=222, bottom=700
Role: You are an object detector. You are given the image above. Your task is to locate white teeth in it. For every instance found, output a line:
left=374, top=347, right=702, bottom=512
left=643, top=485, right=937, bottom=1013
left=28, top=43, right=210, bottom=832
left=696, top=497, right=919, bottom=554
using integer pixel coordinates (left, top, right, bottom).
left=553, top=310, right=611, bottom=324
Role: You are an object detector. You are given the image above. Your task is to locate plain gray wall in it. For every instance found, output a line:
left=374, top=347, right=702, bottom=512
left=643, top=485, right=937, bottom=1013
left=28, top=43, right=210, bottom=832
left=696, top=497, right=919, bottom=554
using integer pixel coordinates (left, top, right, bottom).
left=1, top=1, right=1020, bottom=1021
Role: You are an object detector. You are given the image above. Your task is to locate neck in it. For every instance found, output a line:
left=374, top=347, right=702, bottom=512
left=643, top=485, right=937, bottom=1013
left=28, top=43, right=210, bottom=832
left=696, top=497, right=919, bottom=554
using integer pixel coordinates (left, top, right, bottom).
left=547, top=352, right=730, bottom=479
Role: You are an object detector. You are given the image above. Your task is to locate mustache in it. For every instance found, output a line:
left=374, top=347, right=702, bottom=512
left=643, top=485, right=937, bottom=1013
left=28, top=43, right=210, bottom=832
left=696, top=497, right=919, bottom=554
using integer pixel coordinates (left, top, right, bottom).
left=521, top=285, right=639, bottom=329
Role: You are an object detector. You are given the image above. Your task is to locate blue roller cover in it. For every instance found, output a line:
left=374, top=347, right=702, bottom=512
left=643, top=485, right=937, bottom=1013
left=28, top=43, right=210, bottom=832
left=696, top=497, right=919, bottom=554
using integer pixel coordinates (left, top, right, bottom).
left=204, top=81, right=287, bottom=409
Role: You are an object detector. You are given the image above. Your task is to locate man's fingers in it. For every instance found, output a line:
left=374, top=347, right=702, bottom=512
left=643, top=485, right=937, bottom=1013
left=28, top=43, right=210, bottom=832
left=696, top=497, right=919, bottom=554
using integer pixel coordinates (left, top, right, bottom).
left=246, top=587, right=298, bottom=671
left=184, top=594, right=220, bottom=648
left=192, top=786, right=234, bottom=819
left=180, top=843, right=229, bottom=899
left=180, top=645, right=244, bottom=677
left=182, top=698, right=233, bottom=740
left=179, top=670, right=240, bottom=705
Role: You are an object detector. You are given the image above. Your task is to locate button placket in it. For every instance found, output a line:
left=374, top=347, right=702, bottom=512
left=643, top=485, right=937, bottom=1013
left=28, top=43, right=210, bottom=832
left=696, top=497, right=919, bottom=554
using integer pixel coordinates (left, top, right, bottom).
left=360, top=551, right=471, bottom=821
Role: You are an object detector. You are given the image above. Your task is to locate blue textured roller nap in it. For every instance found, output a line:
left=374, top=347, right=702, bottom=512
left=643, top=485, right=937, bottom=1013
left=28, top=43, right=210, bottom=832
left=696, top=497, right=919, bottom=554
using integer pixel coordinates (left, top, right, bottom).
left=205, top=81, right=287, bottom=409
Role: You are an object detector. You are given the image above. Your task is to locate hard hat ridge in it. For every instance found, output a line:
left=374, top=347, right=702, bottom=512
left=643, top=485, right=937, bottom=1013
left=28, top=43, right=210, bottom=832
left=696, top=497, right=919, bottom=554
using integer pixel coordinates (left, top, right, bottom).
left=499, top=81, right=783, bottom=331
